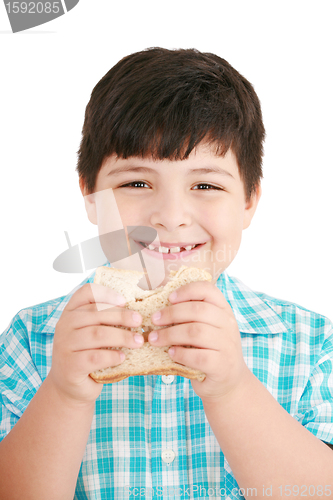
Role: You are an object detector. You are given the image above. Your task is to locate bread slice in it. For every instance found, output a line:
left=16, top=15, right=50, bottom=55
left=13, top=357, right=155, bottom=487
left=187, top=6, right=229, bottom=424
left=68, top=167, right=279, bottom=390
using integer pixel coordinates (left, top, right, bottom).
left=89, top=265, right=212, bottom=383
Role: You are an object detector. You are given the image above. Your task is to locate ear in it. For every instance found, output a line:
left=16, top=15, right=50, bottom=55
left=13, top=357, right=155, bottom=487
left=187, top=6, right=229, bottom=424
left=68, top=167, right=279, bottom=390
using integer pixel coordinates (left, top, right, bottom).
left=79, top=177, right=98, bottom=225
left=243, top=183, right=262, bottom=230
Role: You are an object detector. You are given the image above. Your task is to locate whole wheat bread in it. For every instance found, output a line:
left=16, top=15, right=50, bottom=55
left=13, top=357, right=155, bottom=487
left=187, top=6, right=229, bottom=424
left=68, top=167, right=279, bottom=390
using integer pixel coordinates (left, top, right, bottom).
left=89, top=265, right=212, bottom=383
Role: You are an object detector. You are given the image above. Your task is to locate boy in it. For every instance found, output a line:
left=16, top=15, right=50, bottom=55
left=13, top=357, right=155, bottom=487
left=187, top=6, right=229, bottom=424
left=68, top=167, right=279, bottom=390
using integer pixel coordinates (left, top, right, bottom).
left=0, top=48, right=333, bottom=500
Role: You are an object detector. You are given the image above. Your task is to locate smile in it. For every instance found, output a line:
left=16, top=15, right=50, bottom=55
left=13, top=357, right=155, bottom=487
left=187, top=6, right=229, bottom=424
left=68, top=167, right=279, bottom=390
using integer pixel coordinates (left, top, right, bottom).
left=135, top=241, right=206, bottom=260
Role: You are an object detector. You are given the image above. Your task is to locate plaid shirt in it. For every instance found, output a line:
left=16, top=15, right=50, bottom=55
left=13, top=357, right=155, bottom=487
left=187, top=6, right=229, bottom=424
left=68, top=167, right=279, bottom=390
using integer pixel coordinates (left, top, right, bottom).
left=1, top=264, right=333, bottom=499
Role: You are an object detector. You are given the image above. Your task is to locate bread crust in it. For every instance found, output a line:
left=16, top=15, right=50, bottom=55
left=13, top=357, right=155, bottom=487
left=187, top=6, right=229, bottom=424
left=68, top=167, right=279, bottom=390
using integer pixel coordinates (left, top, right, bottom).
left=92, top=366, right=206, bottom=384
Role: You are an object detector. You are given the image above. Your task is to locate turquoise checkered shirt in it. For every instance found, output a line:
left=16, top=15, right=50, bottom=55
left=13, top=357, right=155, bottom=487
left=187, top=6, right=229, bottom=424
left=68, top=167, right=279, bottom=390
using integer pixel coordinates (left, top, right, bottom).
left=1, top=264, right=333, bottom=499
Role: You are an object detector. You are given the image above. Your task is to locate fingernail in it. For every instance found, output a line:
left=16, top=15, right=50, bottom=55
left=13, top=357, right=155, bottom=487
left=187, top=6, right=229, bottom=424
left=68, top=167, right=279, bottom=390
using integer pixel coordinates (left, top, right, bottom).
left=152, top=311, right=161, bottom=321
left=169, top=291, right=177, bottom=302
left=149, top=331, right=158, bottom=342
left=132, top=312, right=142, bottom=323
left=134, top=334, right=144, bottom=344
left=168, top=347, right=175, bottom=357
left=119, top=351, right=125, bottom=361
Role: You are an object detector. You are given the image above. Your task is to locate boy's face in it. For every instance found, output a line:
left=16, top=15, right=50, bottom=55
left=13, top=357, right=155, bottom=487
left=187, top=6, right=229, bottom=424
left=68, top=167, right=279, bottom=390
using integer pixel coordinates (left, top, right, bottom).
left=80, top=144, right=261, bottom=287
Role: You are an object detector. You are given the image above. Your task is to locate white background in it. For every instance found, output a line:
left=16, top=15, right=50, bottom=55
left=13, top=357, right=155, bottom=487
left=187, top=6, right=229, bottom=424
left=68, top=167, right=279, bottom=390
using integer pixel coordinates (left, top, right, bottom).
left=0, top=0, right=332, bottom=333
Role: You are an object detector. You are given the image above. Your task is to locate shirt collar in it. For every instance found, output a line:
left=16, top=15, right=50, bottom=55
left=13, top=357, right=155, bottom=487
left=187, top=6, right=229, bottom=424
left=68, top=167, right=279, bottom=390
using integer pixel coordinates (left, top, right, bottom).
left=216, top=272, right=290, bottom=335
left=40, top=265, right=289, bottom=336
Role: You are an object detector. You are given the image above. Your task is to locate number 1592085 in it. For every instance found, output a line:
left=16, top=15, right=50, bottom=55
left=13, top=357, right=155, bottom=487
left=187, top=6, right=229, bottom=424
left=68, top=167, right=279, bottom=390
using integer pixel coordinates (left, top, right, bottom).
left=278, top=485, right=331, bottom=496
left=5, top=2, right=61, bottom=14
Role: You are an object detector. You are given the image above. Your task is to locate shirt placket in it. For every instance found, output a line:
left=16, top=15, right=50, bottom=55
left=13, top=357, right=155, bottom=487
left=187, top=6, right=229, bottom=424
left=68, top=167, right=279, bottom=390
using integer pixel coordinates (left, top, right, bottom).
left=150, top=375, right=184, bottom=499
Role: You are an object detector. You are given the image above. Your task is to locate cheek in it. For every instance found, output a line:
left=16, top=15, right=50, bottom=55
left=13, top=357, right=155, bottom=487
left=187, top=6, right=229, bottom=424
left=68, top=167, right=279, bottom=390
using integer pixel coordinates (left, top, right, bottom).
left=208, top=204, right=245, bottom=264
left=94, top=189, right=126, bottom=234
left=115, top=202, right=144, bottom=229
left=207, top=203, right=243, bottom=236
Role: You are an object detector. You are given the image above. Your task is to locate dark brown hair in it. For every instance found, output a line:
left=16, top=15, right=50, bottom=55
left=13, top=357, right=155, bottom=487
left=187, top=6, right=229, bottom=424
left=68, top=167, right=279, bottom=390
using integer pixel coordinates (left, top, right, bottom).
left=77, top=47, right=265, bottom=201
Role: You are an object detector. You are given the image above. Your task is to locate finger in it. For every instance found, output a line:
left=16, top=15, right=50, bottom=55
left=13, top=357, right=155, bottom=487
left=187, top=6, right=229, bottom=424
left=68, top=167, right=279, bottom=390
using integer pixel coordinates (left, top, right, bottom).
left=151, top=300, right=225, bottom=330
left=69, top=325, right=145, bottom=351
left=72, top=347, right=125, bottom=376
left=65, top=283, right=126, bottom=312
left=149, top=323, right=220, bottom=350
left=168, top=280, right=230, bottom=310
left=66, top=307, right=142, bottom=330
left=75, top=301, right=120, bottom=313
left=168, top=345, right=221, bottom=374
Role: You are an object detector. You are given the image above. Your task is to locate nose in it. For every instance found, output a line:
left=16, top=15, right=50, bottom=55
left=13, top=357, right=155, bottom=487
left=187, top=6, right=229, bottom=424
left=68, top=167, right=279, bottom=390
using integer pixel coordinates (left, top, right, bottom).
left=149, top=190, right=192, bottom=231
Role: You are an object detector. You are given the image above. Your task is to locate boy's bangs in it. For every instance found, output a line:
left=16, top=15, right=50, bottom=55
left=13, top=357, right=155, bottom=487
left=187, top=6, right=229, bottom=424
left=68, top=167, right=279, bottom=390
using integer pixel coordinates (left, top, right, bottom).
left=109, top=124, right=232, bottom=162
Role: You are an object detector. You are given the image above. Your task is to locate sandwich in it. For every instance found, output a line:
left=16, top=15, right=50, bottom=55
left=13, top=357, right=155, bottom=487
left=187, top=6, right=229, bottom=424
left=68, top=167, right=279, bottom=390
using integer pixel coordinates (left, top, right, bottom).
left=89, top=265, right=212, bottom=383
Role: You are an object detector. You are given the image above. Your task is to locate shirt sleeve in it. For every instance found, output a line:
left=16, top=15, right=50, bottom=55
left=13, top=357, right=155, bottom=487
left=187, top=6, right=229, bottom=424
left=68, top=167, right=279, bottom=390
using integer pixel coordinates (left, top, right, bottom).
left=0, top=315, right=43, bottom=442
left=0, top=401, right=19, bottom=442
left=294, top=327, right=333, bottom=444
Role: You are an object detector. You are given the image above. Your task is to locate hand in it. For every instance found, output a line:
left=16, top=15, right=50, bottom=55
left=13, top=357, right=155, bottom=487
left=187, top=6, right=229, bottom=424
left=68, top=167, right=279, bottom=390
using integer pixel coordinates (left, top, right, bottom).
left=48, top=283, right=144, bottom=406
left=148, top=280, right=250, bottom=404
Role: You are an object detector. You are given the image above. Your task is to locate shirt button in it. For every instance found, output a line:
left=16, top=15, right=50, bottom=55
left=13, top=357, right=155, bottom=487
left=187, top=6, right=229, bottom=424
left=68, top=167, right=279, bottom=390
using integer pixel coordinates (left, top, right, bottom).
left=162, top=375, right=174, bottom=384
left=161, top=449, right=176, bottom=464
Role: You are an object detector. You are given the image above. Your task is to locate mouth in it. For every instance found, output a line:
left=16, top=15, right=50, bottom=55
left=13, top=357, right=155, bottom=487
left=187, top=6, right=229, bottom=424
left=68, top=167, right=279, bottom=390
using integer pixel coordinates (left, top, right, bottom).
left=135, top=241, right=207, bottom=259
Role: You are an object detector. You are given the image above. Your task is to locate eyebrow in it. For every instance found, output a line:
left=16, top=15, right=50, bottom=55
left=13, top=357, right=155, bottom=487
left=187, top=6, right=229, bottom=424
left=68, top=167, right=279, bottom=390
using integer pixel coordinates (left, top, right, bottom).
left=107, top=165, right=235, bottom=179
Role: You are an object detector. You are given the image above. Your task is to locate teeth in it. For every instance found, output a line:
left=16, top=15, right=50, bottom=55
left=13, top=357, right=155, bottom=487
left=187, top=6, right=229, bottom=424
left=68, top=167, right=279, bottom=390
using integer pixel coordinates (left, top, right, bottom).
left=145, top=243, right=197, bottom=253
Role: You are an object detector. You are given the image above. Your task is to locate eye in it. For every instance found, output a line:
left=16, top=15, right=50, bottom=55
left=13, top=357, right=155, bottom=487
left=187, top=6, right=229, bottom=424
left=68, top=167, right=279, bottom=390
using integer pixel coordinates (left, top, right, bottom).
left=192, top=183, right=223, bottom=191
left=120, top=181, right=150, bottom=189
left=119, top=181, right=223, bottom=190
